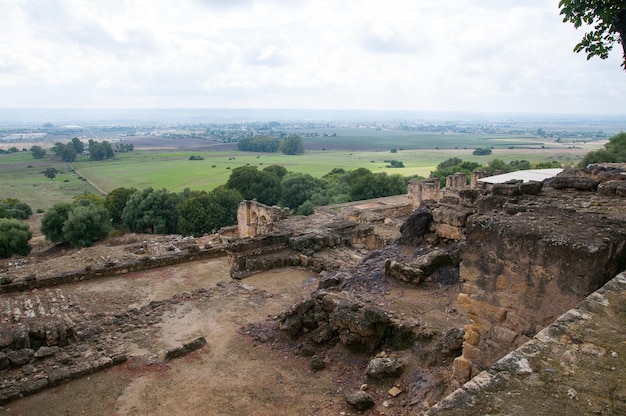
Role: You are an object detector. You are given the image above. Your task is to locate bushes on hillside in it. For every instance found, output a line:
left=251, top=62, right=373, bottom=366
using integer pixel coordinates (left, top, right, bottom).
left=0, top=219, right=32, bottom=258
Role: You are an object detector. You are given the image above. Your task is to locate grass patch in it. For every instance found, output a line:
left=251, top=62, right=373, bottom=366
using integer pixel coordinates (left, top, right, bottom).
left=0, top=153, right=95, bottom=211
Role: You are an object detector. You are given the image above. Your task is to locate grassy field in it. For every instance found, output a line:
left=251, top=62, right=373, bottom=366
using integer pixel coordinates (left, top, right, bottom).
left=0, top=133, right=602, bottom=210
left=71, top=146, right=592, bottom=193
left=0, top=152, right=95, bottom=211
left=291, top=129, right=549, bottom=151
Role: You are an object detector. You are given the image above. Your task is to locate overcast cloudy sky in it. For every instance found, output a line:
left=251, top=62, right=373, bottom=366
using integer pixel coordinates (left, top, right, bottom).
left=1, top=0, right=624, bottom=114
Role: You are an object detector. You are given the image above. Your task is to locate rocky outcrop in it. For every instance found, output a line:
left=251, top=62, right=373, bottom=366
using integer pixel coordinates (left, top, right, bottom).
left=365, top=356, right=405, bottom=378
left=384, top=247, right=461, bottom=285
left=278, top=290, right=399, bottom=352
left=544, top=168, right=599, bottom=191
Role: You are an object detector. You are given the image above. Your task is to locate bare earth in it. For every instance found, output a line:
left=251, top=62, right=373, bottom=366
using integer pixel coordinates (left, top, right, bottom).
left=0, top=232, right=466, bottom=416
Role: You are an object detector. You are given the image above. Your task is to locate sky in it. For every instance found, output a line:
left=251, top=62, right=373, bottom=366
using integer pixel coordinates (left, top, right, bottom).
left=1, top=0, right=625, bottom=114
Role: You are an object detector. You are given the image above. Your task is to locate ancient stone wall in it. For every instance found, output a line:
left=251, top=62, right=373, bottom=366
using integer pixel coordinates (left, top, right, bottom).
left=453, top=192, right=626, bottom=382
left=445, top=173, right=467, bottom=190
left=0, top=247, right=226, bottom=294
left=408, top=179, right=441, bottom=206
left=237, top=200, right=290, bottom=237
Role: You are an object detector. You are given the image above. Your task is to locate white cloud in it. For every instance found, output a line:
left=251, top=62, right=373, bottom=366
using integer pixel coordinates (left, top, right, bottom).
left=0, top=0, right=624, bottom=113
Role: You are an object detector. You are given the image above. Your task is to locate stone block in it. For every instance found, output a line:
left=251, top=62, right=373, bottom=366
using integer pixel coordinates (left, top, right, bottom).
left=492, top=325, right=518, bottom=345
left=433, top=223, right=465, bottom=241
left=432, top=206, right=472, bottom=227
left=453, top=356, right=473, bottom=384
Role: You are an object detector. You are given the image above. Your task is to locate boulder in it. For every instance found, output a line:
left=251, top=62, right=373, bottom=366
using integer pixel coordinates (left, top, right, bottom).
left=345, top=390, right=375, bottom=411
left=598, top=180, right=626, bottom=197
left=397, top=206, right=432, bottom=246
left=432, top=206, right=472, bottom=227
left=384, top=259, right=424, bottom=284
left=545, top=169, right=598, bottom=191
left=364, top=356, right=405, bottom=379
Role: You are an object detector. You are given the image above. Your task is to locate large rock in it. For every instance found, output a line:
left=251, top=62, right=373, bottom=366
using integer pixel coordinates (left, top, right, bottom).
left=492, top=180, right=543, bottom=196
left=545, top=169, right=598, bottom=191
left=345, top=390, right=375, bottom=411
left=384, top=259, right=424, bottom=284
left=364, top=356, right=405, bottom=378
left=598, top=180, right=626, bottom=197
left=397, top=206, right=432, bottom=246
left=431, top=206, right=472, bottom=227
left=279, top=291, right=395, bottom=351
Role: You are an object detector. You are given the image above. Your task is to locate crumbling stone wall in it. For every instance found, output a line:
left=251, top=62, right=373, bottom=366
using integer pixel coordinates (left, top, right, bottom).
left=0, top=247, right=226, bottom=294
left=453, top=189, right=626, bottom=382
left=227, top=221, right=382, bottom=279
left=237, top=200, right=290, bottom=237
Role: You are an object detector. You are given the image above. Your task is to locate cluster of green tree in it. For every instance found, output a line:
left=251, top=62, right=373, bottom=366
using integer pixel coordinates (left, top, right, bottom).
left=189, top=155, right=204, bottom=160
left=579, top=132, right=626, bottom=167
left=236, top=135, right=304, bottom=155
left=0, top=199, right=34, bottom=258
left=224, top=165, right=407, bottom=215
left=237, top=136, right=280, bottom=152
left=384, top=159, right=404, bottom=168
left=278, top=135, right=305, bottom=155
left=41, top=198, right=111, bottom=248
left=43, top=167, right=58, bottom=179
left=0, top=147, right=22, bottom=154
left=30, top=145, right=47, bottom=159
left=51, top=137, right=84, bottom=162
left=88, top=139, right=115, bottom=161
left=472, top=148, right=492, bottom=155
left=104, top=186, right=243, bottom=237
left=429, top=157, right=561, bottom=186
left=114, top=142, right=134, bottom=153
left=0, top=219, right=32, bottom=258
left=0, top=198, right=33, bottom=220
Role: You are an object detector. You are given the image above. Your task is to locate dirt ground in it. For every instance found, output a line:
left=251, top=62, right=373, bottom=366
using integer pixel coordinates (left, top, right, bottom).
left=0, top=234, right=466, bottom=416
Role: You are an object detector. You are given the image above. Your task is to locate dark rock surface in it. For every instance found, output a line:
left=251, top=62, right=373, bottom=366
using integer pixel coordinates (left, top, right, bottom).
left=345, top=390, right=375, bottom=410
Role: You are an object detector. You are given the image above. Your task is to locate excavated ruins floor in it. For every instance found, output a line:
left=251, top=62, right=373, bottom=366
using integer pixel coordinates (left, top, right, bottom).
left=0, top=249, right=467, bottom=415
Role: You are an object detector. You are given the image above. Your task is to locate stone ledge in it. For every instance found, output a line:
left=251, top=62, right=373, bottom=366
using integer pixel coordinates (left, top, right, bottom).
left=424, top=271, right=626, bottom=415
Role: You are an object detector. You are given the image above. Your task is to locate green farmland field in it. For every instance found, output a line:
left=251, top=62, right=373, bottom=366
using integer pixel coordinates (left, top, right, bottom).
left=0, top=133, right=601, bottom=210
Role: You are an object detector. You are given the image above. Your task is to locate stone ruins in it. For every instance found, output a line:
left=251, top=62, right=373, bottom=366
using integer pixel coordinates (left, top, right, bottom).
left=0, top=163, right=624, bottom=414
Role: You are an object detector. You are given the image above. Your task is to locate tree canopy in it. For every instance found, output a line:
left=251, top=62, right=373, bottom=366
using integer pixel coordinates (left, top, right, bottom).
left=52, top=142, right=77, bottom=162
left=122, top=188, right=181, bottom=234
left=279, top=173, right=323, bottom=212
left=178, top=187, right=242, bottom=236
left=105, top=187, right=138, bottom=227
left=88, top=140, right=115, bottom=161
left=0, top=219, right=32, bottom=259
left=41, top=202, right=74, bottom=244
left=237, top=136, right=280, bottom=152
left=43, top=167, right=58, bottom=180
left=62, top=204, right=111, bottom=247
left=559, top=0, right=626, bottom=69
left=279, top=135, right=305, bottom=155
left=30, top=145, right=46, bottom=159
left=579, top=131, right=626, bottom=166
left=0, top=198, right=33, bottom=220
left=41, top=201, right=111, bottom=247
left=225, top=166, right=281, bottom=206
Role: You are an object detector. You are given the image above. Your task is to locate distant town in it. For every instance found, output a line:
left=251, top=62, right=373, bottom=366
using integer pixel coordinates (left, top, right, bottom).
left=0, top=109, right=624, bottom=148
